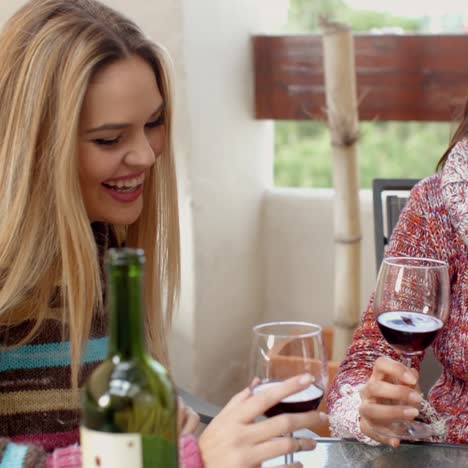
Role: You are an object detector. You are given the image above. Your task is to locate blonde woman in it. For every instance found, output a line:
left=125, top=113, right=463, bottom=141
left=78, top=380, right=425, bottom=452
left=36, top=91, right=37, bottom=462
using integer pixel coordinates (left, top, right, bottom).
left=0, top=1, right=326, bottom=467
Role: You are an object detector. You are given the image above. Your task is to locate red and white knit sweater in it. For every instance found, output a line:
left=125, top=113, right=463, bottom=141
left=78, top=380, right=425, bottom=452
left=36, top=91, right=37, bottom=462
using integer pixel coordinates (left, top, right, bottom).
left=327, top=139, right=467, bottom=445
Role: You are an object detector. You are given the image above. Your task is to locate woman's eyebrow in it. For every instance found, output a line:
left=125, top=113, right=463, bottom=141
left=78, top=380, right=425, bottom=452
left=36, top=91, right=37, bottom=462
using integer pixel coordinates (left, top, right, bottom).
left=86, top=122, right=129, bottom=133
left=85, top=103, right=164, bottom=134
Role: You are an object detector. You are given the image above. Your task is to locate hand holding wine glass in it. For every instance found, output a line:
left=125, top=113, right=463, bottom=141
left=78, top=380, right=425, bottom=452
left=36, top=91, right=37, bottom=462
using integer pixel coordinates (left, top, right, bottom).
left=360, top=257, right=449, bottom=444
left=198, top=374, right=326, bottom=468
left=198, top=321, right=328, bottom=467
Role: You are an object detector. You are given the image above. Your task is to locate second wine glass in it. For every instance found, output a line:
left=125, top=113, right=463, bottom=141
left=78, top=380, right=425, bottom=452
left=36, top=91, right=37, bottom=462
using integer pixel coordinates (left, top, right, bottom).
left=374, top=257, right=450, bottom=440
left=249, top=321, right=328, bottom=464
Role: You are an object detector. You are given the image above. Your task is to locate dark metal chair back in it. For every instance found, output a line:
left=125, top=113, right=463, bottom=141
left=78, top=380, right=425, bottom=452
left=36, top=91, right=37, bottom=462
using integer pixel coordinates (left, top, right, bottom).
left=372, top=178, right=419, bottom=272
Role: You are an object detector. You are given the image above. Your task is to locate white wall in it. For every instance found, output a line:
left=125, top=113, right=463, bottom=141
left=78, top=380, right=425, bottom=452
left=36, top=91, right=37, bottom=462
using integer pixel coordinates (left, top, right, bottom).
left=180, top=0, right=278, bottom=404
left=262, top=189, right=376, bottom=327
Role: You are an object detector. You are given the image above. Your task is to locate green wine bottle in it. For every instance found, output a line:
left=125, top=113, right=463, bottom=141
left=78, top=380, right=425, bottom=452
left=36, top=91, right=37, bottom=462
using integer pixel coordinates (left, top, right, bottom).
left=81, top=248, right=178, bottom=468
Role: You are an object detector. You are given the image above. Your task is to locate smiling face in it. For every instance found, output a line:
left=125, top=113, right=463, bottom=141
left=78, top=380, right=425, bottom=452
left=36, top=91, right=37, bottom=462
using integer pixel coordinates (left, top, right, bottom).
left=78, top=54, right=165, bottom=225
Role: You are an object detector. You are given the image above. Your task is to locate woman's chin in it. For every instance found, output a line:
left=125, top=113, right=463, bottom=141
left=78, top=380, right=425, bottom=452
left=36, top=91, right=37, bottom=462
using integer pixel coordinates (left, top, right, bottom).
left=90, top=206, right=143, bottom=226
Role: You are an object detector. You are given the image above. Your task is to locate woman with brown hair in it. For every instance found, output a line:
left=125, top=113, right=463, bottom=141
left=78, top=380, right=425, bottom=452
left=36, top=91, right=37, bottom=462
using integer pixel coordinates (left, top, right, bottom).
left=327, top=117, right=467, bottom=446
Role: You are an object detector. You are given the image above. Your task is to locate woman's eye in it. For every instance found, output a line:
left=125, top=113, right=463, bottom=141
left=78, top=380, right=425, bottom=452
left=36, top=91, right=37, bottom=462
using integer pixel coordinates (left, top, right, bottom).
left=145, top=115, right=164, bottom=129
left=94, top=137, right=120, bottom=146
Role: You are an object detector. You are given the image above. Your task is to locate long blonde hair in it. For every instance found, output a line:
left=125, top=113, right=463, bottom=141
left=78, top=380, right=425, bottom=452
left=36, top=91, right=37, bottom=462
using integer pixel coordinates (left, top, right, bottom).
left=0, top=0, right=180, bottom=385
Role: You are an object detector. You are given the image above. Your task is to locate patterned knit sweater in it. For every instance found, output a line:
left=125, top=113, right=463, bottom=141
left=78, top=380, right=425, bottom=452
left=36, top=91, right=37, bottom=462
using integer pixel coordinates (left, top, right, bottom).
left=327, top=139, right=467, bottom=445
left=0, top=223, right=203, bottom=467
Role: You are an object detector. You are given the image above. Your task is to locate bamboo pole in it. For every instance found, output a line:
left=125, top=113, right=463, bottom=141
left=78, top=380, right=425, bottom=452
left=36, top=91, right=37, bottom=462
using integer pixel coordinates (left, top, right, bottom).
left=320, top=19, right=361, bottom=361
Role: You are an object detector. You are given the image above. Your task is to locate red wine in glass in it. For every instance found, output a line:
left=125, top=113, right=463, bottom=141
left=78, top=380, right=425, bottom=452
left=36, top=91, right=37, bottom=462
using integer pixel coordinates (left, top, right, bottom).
left=377, top=311, right=443, bottom=354
left=253, top=382, right=324, bottom=418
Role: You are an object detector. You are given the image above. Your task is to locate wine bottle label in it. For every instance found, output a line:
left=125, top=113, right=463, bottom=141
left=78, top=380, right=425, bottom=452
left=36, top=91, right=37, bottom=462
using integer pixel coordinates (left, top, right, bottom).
left=81, top=427, right=177, bottom=468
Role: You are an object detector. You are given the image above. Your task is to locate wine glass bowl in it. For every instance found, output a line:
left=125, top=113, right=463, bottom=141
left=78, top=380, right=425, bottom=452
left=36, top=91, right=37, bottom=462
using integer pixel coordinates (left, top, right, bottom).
left=249, top=322, right=328, bottom=463
left=373, top=257, right=450, bottom=440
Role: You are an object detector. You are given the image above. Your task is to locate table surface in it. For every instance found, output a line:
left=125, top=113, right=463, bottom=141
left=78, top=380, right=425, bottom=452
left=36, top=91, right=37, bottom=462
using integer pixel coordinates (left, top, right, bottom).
left=262, top=438, right=468, bottom=468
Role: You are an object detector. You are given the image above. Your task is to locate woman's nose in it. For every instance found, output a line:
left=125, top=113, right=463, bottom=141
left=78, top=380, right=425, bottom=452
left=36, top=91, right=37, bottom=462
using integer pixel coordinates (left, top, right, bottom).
left=124, top=135, right=156, bottom=168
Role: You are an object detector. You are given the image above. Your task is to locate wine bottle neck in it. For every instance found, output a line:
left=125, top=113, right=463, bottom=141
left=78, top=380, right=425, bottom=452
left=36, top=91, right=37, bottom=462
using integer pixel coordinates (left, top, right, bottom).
left=107, top=262, right=146, bottom=359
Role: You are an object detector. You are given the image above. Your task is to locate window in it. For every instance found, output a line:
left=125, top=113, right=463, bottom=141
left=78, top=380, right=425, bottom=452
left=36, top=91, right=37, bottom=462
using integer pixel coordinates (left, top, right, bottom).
left=271, top=0, right=465, bottom=188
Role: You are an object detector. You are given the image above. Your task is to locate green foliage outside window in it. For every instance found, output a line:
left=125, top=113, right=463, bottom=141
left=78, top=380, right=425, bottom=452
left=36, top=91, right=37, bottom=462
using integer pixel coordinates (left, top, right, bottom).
left=275, top=0, right=456, bottom=188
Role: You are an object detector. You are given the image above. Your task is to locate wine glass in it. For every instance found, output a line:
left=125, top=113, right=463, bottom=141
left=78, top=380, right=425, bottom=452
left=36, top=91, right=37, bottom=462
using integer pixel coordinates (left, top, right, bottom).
left=249, top=321, right=328, bottom=464
left=374, top=257, right=450, bottom=440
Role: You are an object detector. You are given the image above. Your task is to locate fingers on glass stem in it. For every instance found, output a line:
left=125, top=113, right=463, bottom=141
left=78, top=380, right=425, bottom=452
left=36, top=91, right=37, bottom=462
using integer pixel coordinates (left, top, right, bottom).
left=286, top=437, right=316, bottom=454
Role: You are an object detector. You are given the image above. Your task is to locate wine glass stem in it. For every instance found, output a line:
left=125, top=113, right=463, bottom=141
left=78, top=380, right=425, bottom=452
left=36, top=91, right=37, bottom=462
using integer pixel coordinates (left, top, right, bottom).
left=402, top=355, right=412, bottom=369
left=284, top=432, right=294, bottom=463
left=400, top=354, right=416, bottom=432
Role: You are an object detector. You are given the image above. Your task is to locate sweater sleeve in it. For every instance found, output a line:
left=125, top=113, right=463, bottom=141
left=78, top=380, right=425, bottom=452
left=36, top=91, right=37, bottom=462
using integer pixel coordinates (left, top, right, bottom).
left=327, top=178, right=447, bottom=442
left=46, top=436, right=204, bottom=468
left=45, top=445, right=81, bottom=467
left=179, top=434, right=204, bottom=468
left=0, top=439, right=48, bottom=468
left=45, top=436, right=203, bottom=467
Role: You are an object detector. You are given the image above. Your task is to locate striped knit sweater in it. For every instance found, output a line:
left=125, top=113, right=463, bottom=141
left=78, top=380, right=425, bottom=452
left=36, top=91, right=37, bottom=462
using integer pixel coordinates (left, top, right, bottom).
left=0, top=223, right=204, bottom=467
left=0, top=222, right=110, bottom=467
left=0, top=318, right=107, bottom=465
left=327, top=139, right=467, bottom=444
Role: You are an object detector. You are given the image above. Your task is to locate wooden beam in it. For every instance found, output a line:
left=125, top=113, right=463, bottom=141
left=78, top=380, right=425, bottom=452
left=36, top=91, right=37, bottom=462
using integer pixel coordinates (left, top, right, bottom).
left=254, top=34, right=468, bottom=121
